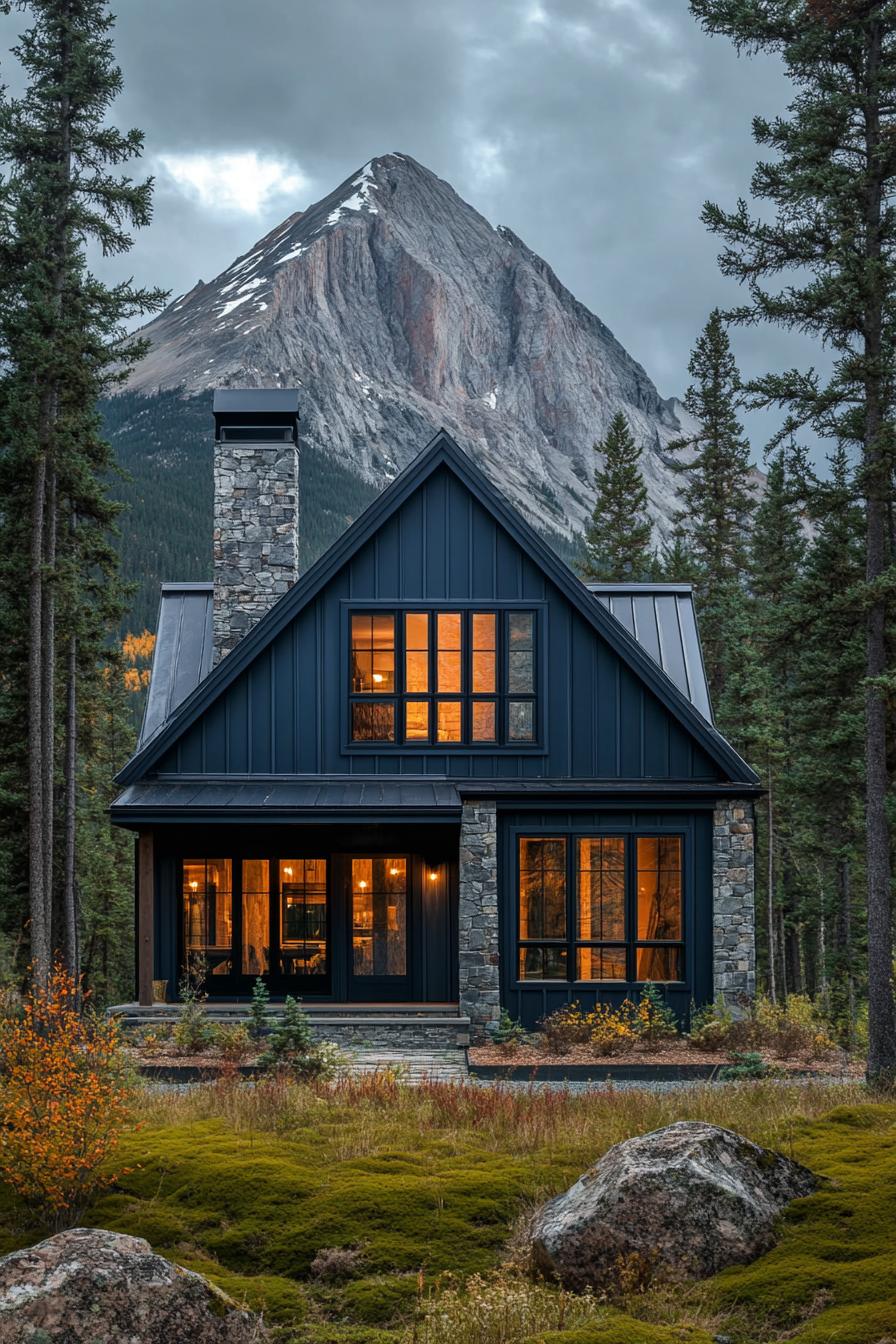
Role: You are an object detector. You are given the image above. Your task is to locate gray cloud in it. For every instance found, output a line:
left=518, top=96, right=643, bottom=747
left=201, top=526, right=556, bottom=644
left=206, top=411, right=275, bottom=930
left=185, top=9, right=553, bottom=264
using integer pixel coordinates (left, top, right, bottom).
left=1, top=0, right=826, bottom=461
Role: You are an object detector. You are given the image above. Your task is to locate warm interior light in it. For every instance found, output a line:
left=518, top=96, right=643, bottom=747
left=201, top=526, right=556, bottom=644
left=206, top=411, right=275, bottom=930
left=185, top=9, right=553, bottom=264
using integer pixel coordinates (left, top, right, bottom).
left=372, top=673, right=384, bottom=683
left=389, top=866, right=399, bottom=876
left=358, top=879, right=368, bottom=889
left=428, top=870, right=438, bottom=882
left=189, top=880, right=199, bottom=891
left=283, top=866, right=293, bottom=877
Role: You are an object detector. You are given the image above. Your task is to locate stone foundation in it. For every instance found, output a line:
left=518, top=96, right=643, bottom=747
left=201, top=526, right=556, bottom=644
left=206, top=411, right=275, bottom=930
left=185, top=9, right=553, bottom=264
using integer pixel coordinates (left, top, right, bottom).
left=213, top=441, right=299, bottom=662
left=458, top=800, right=501, bottom=1040
left=713, top=799, right=756, bottom=1006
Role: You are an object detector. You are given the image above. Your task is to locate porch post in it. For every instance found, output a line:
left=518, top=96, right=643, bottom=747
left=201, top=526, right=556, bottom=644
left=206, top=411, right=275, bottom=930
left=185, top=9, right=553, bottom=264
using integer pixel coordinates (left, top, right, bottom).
left=458, top=800, right=500, bottom=1041
left=137, top=831, right=155, bottom=1007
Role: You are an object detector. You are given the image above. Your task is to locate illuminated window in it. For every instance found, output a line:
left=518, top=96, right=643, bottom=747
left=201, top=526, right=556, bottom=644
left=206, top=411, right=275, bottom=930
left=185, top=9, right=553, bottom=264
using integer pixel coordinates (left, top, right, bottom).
left=516, top=834, right=685, bottom=986
left=349, top=608, right=539, bottom=746
left=182, top=859, right=232, bottom=976
left=280, top=859, right=328, bottom=977
left=241, top=859, right=269, bottom=976
left=352, top=857, right=407, bottom=977
left=636, top=837, right=683, bottom=982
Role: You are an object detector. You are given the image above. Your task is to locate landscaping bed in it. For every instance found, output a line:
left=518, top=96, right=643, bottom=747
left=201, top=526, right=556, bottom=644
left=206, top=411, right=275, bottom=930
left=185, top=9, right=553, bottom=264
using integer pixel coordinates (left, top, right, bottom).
left=469, top=1040, right=863, bottom=1078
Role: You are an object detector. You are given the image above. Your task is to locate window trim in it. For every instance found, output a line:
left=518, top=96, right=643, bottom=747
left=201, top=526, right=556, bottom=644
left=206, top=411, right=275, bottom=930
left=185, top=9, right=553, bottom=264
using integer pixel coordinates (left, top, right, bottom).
left=514, top=828, right=687, bottom=987
left=342, top=600, right=547, bottom=753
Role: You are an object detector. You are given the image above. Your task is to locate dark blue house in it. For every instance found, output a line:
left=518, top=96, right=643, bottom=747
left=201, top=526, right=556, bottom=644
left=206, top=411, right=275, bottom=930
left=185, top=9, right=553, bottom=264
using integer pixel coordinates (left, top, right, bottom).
left=112, top=391, right=760, bottom=1038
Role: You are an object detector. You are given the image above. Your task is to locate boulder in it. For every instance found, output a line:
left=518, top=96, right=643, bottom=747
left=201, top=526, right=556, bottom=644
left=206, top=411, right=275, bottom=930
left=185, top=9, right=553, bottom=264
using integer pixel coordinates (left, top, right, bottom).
left=530, top=1120, right=817, bottom=1289
left=0, top=1227, right=268, bottom=1343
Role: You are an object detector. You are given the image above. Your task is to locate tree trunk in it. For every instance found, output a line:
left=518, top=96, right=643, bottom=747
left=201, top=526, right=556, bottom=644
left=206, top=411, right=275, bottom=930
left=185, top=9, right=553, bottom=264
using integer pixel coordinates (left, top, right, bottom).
left=767, top=765, right=777, bottom=1002
left=839, top=856, right=856, bottom=1053
left=863, top=17, right=896, bottom=1087
left=27, top=450, right=48, bottom=984
left=41, top=462, right=56, bottom=954
left=63, top=632, right=78, bottom=979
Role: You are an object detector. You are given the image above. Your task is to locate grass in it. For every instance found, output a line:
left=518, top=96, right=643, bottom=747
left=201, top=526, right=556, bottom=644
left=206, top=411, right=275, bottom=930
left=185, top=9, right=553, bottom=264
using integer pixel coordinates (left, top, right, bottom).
left=0, top=1076, right=891, bottom=1343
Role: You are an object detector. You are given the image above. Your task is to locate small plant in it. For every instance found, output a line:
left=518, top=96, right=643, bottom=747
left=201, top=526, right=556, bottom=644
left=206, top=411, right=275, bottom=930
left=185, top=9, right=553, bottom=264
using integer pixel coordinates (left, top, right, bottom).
left=217, top=1022, right=253, bottom=1064
left=309, top=1244, right=366, bottom=1282
left=173, top=957, right=214, bottom=1055
left=248, top=976, right=271, bottom=1041
left=0, top=964, right=133, bottom=1228
left=588, top=1002, right=638, bottom=1057
left=689, top=995, right=738, bottom=1052
left=632, top=983, right=679, bottom=1046
left=539, top=1002, right=592, bottom=1055
left=486, top=1008, right=527, bottom=1055
left=412, top=1270, right=599, bottom=1344
left=259, top=996, right=324, bottom=1078
left=718, top=1050, right=771, bottom=1081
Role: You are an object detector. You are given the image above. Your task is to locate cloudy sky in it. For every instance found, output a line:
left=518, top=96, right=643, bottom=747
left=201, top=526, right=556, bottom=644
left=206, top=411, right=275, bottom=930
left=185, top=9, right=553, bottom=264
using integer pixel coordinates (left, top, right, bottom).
left=3, top=0, right=816, bottom=459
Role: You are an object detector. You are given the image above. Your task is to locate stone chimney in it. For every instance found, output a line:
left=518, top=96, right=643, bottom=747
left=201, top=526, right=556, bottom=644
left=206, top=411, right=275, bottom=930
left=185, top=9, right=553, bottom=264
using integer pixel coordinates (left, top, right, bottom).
left=212, top=388, right=300, bottom=663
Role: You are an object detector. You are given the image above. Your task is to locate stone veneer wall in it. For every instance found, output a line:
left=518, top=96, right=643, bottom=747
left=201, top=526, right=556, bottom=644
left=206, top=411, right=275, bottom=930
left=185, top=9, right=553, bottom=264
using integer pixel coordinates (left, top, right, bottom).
left=713, top=798, right=757, bottom=1006
left=213, top=441, right=299, bottom=662
left=458, top=800, right=501, bottom=1040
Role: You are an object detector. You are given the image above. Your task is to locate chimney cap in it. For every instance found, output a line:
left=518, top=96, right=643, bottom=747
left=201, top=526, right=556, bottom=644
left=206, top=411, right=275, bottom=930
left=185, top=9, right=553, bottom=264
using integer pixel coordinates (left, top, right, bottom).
left=213, top=388, right=300, bottom=414
left=213, top=388, right=299, bottom=444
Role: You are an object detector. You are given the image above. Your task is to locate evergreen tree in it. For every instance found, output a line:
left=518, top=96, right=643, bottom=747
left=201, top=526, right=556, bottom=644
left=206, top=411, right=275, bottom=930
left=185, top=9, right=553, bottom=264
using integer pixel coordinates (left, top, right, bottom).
left=790, top=447, right=866, bottom=1040
left=669, top=310, right=756, bottom=709
left=580, top=412, right=655, bottom=582
left=749, top=453, right=806, bottom=1001
left=690, top=0, right=896, bottom=1084
left=0, top=0, right=164, bottom=981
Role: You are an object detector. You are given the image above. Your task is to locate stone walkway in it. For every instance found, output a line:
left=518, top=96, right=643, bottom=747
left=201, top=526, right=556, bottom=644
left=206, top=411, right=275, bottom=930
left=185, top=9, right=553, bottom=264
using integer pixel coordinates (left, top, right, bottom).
left=344, top=1048, right=469, bottom=1083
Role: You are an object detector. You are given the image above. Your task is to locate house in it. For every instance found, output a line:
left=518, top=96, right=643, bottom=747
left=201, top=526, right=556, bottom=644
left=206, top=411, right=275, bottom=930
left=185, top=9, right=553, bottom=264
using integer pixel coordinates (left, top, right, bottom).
left=111, top=389, right=759, bottom=1039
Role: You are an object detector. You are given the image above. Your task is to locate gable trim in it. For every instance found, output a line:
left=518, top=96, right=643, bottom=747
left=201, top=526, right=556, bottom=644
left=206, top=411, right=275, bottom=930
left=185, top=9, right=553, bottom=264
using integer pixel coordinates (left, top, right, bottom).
left=116, top=430, right=759, bottom=787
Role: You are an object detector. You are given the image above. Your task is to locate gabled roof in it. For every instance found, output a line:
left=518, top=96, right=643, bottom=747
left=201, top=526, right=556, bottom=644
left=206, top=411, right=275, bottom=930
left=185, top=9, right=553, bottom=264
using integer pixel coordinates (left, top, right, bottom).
left=587, top=583, right=713, bottom=724
left=117, top=431, right=759, bottom=788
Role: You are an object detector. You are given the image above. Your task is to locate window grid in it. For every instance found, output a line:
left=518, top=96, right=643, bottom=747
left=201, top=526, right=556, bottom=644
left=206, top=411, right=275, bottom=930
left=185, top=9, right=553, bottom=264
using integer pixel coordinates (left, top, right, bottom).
left=348, top=608, right=538, bottom=746
left=516, top=833, right=685, bottom=985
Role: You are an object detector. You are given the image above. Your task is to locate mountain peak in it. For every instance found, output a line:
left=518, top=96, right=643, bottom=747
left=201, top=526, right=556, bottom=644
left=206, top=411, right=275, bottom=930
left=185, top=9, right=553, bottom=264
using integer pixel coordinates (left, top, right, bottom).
left=124, top=154, right=690, bottom=545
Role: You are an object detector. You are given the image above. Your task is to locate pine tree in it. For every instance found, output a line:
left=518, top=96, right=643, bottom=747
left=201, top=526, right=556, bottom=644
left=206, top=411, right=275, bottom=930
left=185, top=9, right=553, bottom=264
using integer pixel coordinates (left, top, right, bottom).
left=580, top=412, right=655, bottom=582
left=690, top=0, right=896, bottom=1085
left=790, top=447, right=865, bottom=1040
left=0, top=0, right=165, bottom=981
left=748, top=453, right=806, bottom=1001
left=669, top=310, right=756, bottom=709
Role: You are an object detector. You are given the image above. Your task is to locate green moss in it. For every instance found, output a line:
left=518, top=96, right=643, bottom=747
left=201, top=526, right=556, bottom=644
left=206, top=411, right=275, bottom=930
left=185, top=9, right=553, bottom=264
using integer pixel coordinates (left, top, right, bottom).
left=710, top=1103, right=896, bottom=1341
left=341, top=1274, right=418, bottom=1325
left=527, top=1318, right=714, bottom=1344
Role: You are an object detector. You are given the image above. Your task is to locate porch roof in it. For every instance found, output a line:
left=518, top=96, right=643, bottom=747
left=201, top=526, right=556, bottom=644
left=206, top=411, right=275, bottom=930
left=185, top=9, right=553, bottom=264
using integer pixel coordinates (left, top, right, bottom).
left=110, top=777, right=463, bottom=825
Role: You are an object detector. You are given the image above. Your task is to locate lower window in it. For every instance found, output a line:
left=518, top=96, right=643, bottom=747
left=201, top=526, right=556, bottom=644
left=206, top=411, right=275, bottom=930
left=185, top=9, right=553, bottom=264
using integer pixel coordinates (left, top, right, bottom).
left=183, top=859, right=233, bottom=975
left=517, top=833, right=684, bottom=983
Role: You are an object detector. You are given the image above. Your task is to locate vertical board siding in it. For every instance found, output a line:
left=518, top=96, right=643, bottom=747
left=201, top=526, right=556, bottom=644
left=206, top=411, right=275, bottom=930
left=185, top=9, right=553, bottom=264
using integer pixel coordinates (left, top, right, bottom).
left=155, top=465, right=724, bottom=784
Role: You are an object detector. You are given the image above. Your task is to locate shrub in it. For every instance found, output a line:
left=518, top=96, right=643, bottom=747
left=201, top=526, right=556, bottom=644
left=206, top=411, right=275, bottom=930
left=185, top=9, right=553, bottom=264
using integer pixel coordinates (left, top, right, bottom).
left=0, top=964, right=133, bottom=1227
left=217, top=1023, right=253, bottom=1064
left=631, top=984, right=678, bottom=1047
left=173, top=958, right=215, bottom=1055
left=589, top=1003, right=638, bottom=1057
left=310, top=1244, right=366, bottom=1282
left=689, top=995, right=739, bottom=1052
left=719, top=1051, right=773, bottom=1081
left=539, top=1003, right=593, bottom=1054
left=752, top=994, right=837, bottom=1060
left=249, top=976, right=271, bottom=1041
left=259, top=996, right=326, bottom=1078
left=485, top=1008, right=527, bottom=1055
left=410, top=1270, right=600, bottom=1344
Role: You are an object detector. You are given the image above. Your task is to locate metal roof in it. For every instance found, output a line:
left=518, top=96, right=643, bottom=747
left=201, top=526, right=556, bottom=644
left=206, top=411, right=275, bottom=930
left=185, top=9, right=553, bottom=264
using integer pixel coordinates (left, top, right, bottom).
left=586, top=583, right=713, bottom=724
left=111, top=778, right=462, bottom=824
left=211, top=388, right=300, bottom=413
left=138, top=584, right=214, bottom=750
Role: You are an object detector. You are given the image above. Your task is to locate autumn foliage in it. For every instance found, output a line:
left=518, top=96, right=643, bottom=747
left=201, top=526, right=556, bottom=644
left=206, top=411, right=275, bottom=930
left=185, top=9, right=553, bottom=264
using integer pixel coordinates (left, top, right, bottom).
left=0, top=965, right=133, bottom=1226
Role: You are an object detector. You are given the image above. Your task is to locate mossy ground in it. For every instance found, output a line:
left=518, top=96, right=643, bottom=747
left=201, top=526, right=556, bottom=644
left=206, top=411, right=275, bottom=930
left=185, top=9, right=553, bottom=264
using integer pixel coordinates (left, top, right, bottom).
left=0, top=1077, right=891, bottom=1343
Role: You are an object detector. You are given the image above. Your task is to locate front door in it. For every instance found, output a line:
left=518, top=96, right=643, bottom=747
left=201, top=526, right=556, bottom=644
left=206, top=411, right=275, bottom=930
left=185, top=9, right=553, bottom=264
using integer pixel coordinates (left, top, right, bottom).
left=346, top=855, right=412, bottom=1001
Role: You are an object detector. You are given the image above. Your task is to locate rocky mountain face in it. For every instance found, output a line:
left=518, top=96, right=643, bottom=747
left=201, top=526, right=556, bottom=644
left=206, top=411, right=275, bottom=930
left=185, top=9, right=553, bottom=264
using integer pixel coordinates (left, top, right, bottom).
left=124, top=153, right=697, bottom=547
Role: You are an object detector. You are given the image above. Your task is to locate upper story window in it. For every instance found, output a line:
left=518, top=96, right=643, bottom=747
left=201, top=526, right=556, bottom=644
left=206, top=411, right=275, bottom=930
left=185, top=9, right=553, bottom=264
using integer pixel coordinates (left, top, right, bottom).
left=349, top=608, right=538, bottom=746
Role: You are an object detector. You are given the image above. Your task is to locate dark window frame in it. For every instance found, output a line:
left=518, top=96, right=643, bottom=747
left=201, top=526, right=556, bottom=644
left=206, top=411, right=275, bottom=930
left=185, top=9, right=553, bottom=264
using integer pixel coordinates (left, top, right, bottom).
left=515, top=830, right=686, bottom=986
left=345, top=603, right=544, bottom=750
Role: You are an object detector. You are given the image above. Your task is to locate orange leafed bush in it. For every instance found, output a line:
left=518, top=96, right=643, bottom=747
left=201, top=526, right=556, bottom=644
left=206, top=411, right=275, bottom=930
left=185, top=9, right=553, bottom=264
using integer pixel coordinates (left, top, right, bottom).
left=0, top=964, right=133, bottom=1226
